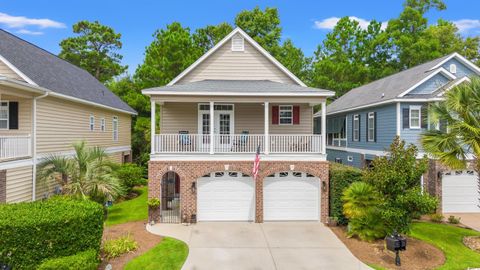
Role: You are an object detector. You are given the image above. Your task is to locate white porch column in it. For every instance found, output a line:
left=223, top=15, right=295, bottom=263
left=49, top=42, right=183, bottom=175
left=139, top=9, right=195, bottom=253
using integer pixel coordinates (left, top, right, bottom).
left=150, top=100, right=156, bottom=154
left=209, top=101, right=214, bottom=154
left=264, top=101, right=269, bottom=154
left=321, top=100, right=327, bottom=155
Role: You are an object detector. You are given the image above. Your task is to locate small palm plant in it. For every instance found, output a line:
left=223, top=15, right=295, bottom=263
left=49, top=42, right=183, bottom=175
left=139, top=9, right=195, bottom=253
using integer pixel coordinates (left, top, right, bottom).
left=421, top=77, right=480, bottom=210
left=38, top=141, right=124, bottom=204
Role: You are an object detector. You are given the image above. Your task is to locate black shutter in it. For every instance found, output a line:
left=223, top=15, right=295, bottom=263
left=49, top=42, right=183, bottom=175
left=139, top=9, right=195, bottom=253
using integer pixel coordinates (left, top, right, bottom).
left=9, top=102, right=18, bottom=130
left=351, top=115, right=354, bottom=141
left=365, top=113, right=369, bottom=141
left=358, top=114, right=361, bottom=141
left=374, top=112, right=377, bottom=142
left=421, top=105, right=428, bottom=129
left=402, top=108, right=409, bottom=129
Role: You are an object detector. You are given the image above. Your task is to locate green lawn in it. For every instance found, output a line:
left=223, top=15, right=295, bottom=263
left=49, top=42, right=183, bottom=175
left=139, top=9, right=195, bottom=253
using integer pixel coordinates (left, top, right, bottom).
left=105, top=186, right=148, bottom=226
left=409, top=222, right=480, bottom=270
left=124, top=237, right=188, bottom=270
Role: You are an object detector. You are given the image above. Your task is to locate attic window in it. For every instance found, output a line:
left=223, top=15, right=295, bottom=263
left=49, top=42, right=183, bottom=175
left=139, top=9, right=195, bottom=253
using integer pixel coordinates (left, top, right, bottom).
left=231, top=35, right=244, bottom=51
left=449, top=64, right=457, bottom=74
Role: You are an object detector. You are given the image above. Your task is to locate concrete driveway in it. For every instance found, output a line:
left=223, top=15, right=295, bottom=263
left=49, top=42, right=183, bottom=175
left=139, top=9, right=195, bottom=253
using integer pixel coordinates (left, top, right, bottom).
left=446, top=213, right=480, bottom=231
left=148, top=222, right=370, bottom=270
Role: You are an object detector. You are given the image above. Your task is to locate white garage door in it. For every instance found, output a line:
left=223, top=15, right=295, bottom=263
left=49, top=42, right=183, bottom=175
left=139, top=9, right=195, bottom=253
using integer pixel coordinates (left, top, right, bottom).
left=263, top=172, right=320, bottom=221
left=197, top=172, right=255, bottom=221
left=442, top=171, right=480, bottom=213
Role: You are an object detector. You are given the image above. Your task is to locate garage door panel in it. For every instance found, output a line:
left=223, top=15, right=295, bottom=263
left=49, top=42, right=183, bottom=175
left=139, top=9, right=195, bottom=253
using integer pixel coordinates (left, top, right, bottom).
left=197, top=173, right=255, bottom=221
left=263, top=173, right=320, bottom=221
left=442, top=172, right=479, bottom=213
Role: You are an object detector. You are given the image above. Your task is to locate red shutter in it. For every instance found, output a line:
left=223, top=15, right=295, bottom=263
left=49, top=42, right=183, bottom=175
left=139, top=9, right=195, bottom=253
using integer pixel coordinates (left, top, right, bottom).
left=293, top=106, right=300, bottom=125
left=272, top=106, right=279, bottom=124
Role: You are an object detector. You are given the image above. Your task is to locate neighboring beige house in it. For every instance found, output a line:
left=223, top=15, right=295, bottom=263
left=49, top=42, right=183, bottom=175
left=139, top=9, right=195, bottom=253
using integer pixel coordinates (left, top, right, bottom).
left=0, top=30, right=136, bottom=203
left=142, top=28, right=334, bottom=224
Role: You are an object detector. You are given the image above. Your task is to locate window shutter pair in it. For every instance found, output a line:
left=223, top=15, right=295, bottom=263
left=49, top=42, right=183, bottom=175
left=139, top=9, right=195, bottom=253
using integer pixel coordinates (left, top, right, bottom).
left=402, top=105, right=428, bottom=129
left=271, top=105, right=300, bottom=125
left=9, top=102, right=18, bottom=130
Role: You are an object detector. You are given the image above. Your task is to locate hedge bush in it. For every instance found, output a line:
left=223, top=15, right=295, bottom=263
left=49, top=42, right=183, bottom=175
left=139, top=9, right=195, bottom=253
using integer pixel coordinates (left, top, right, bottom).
left=114, top=163, right=147, bottom=193
left=0, top=197, right=104, bottom=270
left=329, top=163, right=363, bottom=225
left=37, top=249, right=99, bottom=270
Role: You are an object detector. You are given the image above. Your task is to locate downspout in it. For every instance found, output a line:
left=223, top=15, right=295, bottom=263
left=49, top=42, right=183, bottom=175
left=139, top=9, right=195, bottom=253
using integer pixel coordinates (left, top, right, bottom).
left=32, top=92, right=49, bottom=201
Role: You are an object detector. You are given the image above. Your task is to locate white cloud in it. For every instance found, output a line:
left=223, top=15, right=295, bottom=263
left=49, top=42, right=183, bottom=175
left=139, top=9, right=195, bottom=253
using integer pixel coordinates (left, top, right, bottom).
left=314, top=16, right=387, bottom=31
left=16, top=29, right=44, bottom=35
left=0, top=12, right=65, bottom=29
left=453, top=19, right=480, bottom=34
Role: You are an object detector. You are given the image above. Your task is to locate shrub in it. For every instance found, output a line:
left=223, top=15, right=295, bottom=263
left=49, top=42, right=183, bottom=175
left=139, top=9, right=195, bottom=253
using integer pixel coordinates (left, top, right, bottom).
left=329, top=163, right=363, bottom=225
left=102, top=234, right=138, bottom=259
left=447, top=215, right=461, bottom=224
left=429, top=213, right=444, bottom=223
left=114, top=163, right=147, bottom=193
left=37, top=249, right=98, bottom=270
left=0, top=197, right=103, bottom=270
left=342, top=182, right=386, bottom=241
left=148, top=198, right=161, bottom=208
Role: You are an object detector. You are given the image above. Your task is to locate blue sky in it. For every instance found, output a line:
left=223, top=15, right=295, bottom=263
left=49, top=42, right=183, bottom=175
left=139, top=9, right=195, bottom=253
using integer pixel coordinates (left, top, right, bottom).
left=1, top=0, right=479, bottom=75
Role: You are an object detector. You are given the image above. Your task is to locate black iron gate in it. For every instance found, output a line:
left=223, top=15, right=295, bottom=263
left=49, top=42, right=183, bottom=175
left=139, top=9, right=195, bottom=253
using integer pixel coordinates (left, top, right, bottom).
left=161, top=171, right=181, bottom=223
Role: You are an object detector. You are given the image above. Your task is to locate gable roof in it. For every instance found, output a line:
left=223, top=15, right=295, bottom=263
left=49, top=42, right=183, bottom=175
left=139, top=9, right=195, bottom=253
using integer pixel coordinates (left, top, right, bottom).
left=167, top=27, right=306, bottom=86
left=0, top=29, right=136, bottom=114
left=325, top=53, right=478, bottom=115
left=143, top=79, right=334, bottom=96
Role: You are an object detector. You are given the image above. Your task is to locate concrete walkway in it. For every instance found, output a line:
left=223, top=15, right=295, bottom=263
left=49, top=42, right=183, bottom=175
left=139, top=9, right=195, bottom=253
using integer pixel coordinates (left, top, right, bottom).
left=147, top=222, right=371, bottom=270
left=446, top=213, right=480, bottom=231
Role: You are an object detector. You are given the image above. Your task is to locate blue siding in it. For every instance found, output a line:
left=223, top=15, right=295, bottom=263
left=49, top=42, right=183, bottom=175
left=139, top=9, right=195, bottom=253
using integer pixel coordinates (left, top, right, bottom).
left=327, top=149, right=363, bottom=168
left=441, top=58, right=476, bottom=78
left=400, top=102, right=427, bottom=150
left=346, top=104, right=397, bottom=151
left=409, top=73, right=450, bottom=95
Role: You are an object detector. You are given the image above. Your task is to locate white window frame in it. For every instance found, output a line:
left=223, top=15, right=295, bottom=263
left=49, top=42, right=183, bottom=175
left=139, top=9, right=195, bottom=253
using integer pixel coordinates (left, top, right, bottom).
left=409, top=106, right=421, bottom=129
left=367, top=112, right=375, bottom=142
left=101, top=118, right=106, bottom=132
left=279, top=105, right=293, bottom=125
left=0, top=101, right=9, bottom=130
left=89, top=114, right=95, bottom=131
left=113, top=116, right=118, bottom=141
left=353, top=114, right=359, bottom=141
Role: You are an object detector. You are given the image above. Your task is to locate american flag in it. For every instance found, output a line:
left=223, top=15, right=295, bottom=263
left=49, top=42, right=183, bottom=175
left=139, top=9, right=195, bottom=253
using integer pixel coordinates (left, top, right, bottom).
left=252, top=145, right=261, bottom=180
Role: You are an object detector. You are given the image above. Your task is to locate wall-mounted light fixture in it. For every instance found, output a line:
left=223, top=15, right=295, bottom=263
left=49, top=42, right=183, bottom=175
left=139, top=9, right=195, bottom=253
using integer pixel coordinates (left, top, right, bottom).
left=289, top=165, right=295, bottom=171
left=322, top=180, right=327, bottom=192
left=224, top=164, right=230, bottom=171
left=169, top=166, right=173, bottom=171
left=191, top=181, right=196, bottom=193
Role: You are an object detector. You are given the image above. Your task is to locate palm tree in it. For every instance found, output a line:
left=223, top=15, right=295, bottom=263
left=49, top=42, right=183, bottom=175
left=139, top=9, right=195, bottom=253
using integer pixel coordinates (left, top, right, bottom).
left=421, top=77, right=480, bottom=210
left=38, top=141, right=124, bottom=203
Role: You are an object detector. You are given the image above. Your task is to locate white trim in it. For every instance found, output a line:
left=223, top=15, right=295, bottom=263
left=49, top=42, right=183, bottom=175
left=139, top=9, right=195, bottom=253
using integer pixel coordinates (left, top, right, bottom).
left=396, top=103, right=401, bottom=136
left=150, top=153, right=327, bottom=162
left=150, top=101, right=155, bottom=154
left=367, top=112, right=375, bottom=142
left=0, top=100, right=9, bottom=130
left=429, top=52, right=480, bottom=75
left=352, top=114, right=359, bottom=142
left=167, top=27, right=306, bottom=87
left=89, top=114, right=95, bottom=131
left=264, top=101, right=269, bottom=154
left=112, top=116, right=119, bottom=141
left=437, top=76, right=471, bottom=97
left=409, top=105, right=421, bottom=129
left=0, top=158, right=33, bottom=170
left=142, top=90, right=334, bottom=97
left=278, top=105, right=293, bottom=125
left=0, top=54, right=38, bottom=85
left=398, top=67, right=456, bottom=97
left=327, top=145, right=388, bottom=156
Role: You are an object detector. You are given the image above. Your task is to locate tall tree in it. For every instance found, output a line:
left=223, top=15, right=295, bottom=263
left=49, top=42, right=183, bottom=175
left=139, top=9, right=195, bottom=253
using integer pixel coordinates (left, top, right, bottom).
left=59, top=20, right=127, bottom=83
left=134, top=22, right=200, bottom=89
left=193, top=22, right=233, bottom=53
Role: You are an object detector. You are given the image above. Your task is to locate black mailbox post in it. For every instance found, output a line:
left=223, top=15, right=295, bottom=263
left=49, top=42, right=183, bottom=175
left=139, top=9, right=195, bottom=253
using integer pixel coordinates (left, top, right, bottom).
left=385, top=231, right=407, bottom=266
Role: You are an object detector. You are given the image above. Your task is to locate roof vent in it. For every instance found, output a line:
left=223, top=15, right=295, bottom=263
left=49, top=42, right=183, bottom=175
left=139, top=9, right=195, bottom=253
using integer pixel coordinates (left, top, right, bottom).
left=449, top=63, right=457, bottom=74
left=231, top=34, right=244, bottom=52
left=381, top=93, right=385, bottom=98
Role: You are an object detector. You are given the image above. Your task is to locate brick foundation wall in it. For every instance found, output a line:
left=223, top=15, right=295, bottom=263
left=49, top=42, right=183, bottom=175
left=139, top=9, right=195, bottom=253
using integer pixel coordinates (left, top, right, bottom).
left=148, top=160, right=330, bottom=224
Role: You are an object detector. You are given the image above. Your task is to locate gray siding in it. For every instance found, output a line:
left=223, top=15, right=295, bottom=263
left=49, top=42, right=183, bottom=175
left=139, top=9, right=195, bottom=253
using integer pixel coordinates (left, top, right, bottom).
left=409, top=73, right=449, bottom=95
left=441, top=58, right=476, bottom=78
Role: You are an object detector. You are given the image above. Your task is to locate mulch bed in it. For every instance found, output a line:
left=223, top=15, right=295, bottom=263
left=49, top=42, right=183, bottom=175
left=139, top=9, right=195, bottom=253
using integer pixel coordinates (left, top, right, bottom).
left=98, top=221, right=163, bottom=270
left=330, top=226, right=445, bottom=270
left=464, top=236, right=480, bottom=253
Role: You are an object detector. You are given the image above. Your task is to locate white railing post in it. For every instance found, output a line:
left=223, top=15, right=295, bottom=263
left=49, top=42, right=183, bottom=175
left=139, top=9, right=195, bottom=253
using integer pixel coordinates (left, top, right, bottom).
left=150, top=100, right=156, bottom=154
left=264, top=101, right=269, bottom=155
left=321, top=100, right=327, bottom=155
left=209, top=101, right=214, bottom=154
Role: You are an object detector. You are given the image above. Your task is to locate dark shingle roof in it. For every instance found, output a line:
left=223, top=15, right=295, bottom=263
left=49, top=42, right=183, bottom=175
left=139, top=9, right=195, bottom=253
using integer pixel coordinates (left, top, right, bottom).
left=143, top=80, right=334, bottom=95
left=0, top=29, right=135, bottom=114
left=326, top=54, right=454, bottom=115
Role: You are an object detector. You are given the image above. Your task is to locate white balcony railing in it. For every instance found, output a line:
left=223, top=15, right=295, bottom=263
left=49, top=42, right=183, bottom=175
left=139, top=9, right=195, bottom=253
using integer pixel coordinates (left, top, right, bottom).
left=153, top=134, right=322, bottom=154
left=0, top=135, right=32, bottom=160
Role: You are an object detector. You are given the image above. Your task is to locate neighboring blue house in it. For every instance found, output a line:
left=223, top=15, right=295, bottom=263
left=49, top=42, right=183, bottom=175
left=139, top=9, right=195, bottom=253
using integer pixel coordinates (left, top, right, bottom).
left=315, top=52, right=480, bottom=214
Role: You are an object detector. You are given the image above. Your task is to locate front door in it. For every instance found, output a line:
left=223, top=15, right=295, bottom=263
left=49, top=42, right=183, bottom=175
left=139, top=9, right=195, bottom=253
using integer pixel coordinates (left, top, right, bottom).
left=198, top=104, right=234, bottom=152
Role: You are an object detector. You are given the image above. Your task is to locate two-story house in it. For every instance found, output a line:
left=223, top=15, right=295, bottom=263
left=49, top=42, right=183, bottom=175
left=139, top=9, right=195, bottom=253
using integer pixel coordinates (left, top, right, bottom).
left=315, top=53, right=479, bottom=214
left=142, top=28, right=334, bottom=224
left=0, top=30, right=136, bottom=203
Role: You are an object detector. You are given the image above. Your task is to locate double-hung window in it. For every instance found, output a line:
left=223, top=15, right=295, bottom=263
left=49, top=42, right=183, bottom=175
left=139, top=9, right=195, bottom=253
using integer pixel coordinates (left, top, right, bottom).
left=279, top=105, right=293, bottom=125
left=367, top=112, right=375, bottom=142
left=409, top=106, right=421, bottom=129
left=0, top=102, right=8, bottom=129
left=112, top=116, right=118, bottom=141
left=353, top=114, right=359, bottom=141
left=89, top=114, right=95, bottom=131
